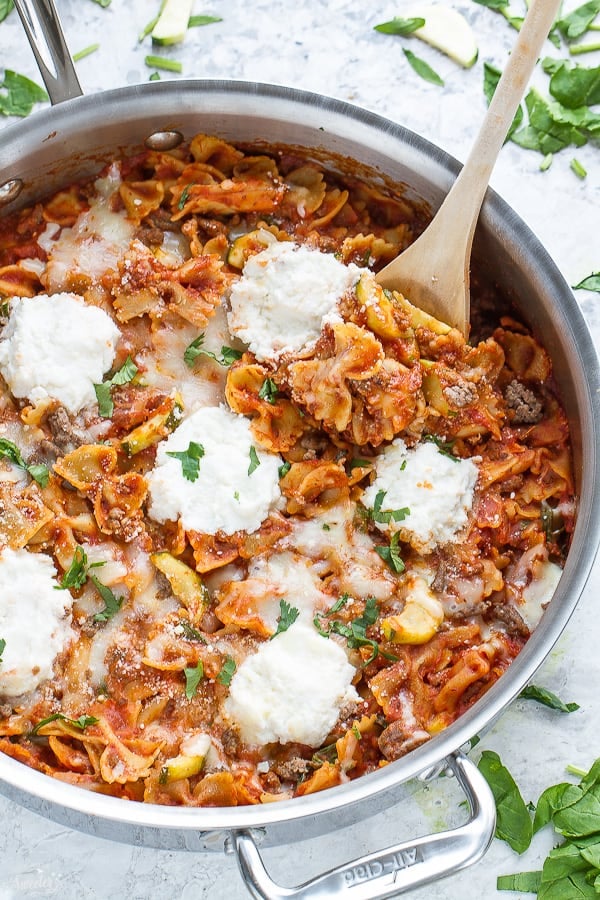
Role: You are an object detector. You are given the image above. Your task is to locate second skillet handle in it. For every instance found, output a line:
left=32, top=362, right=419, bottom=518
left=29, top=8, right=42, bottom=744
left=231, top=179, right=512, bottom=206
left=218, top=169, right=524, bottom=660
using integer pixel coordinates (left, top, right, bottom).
left=13, top=0, right=82, bottom=104
left=230, top=752, right=496, bottom=899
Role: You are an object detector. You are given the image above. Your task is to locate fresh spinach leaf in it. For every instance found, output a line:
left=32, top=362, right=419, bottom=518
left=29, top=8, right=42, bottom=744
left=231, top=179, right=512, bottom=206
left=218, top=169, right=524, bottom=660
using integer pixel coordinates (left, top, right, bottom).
left=478, top=750, right=533, bottom=853
left=519, top=685, right=580, bottom=713
left=403, top=49, right=444, bottom=86
left=573, top=273, right=600, bottom=291
left=374, top=17, right=425, bottom=36
left=0, top=70, right=48, bottom=117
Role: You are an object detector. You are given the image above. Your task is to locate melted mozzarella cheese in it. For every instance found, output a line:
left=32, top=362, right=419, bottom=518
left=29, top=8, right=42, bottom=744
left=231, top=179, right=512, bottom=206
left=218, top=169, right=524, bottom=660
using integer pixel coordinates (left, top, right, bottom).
left=147, top=405, right=281, bottom=535
left=0, top=548, right=74, bottom=696
left=518, top=559, right=562, bottom=630
left=228, top=241, right=361, bottom=361
left=0, top=293, right=120, bottom=413
left=362, top=439, right=478, bottom=552
left=223, top=621, right=358, bottom=746
left=44, top=164, right=134, bottom=292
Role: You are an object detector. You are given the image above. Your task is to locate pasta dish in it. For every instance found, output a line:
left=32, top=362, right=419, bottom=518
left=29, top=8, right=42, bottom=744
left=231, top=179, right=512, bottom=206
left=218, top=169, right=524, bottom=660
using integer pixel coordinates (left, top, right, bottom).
left=0, top=134, right=574, bottom=806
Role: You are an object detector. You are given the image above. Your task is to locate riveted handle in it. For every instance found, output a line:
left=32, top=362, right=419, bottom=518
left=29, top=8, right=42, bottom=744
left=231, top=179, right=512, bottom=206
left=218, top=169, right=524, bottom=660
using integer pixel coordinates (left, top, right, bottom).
left=230, top=752, right=496, bottom=899
left=13, top=0, right=82, bottom=104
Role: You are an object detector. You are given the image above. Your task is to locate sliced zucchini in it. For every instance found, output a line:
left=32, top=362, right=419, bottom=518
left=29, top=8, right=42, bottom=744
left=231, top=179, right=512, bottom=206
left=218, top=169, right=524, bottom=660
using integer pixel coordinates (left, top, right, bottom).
left=151, top=551, right=210, bottom=614
left=151, top=0, right=193, bottom=46
left=410, top=5, right=478, bottom=69
left=121, top=394, right=183, bottom=456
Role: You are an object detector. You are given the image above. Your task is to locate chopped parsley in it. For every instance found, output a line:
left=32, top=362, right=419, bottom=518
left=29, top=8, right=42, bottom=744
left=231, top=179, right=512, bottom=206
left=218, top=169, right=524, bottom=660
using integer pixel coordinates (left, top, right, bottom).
left=0, top=438, right=49, bottom=488
left=375, top=532, right=405, bottom=574
left=271, top=599, right=300, bottom=639
left=31, top=713, right=99, bottom=735
left=314, top=596, right=396, bottom=665
left=184, top=660, right=204, bottom=699
left=166, top=441, right=205, bottom=482
left=94, top=356, right=138, bottom=418
left=217, top=656, right=237, bottom=686
left=57, top=545, right=105, bottom=591
left=258, top=378, right=279, bottom=404
left=179, top=621, right=206, bottom=642
left=422, top=433, right=459, bottom=461
left=248, top=446, right=260, bottom=476
left=91, top=577, right=124, bottom=622
left=183, top=332, right=243, bottom=368
left=0, top=638, right=5, bottom=664
left=371, top=490, right=410, bottom=525
left=278, top=461, right=291, bottom=479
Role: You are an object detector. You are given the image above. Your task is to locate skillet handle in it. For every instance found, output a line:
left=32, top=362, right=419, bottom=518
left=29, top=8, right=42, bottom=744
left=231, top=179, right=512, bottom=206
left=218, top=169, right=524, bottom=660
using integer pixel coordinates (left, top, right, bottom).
left=13, top=0, right=82, bottom=104
left=230, top=752, right=495, bottom=899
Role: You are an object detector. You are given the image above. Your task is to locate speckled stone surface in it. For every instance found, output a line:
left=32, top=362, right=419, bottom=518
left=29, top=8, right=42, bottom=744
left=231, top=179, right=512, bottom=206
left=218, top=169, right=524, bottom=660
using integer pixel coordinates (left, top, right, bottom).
left=0, top=1, right=598, bottom=897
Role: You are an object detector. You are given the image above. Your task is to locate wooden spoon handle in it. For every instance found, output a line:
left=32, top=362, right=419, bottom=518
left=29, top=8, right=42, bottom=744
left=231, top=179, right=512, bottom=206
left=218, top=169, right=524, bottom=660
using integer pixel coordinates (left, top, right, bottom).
left=445, top=0, right=563, bottom=240
left=376, top=0, right=562, bottom=335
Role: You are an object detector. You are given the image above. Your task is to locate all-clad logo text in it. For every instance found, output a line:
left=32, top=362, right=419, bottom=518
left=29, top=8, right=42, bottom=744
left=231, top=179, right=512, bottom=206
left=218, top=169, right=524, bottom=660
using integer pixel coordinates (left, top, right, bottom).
left=343, top=848, right=422, bottom=887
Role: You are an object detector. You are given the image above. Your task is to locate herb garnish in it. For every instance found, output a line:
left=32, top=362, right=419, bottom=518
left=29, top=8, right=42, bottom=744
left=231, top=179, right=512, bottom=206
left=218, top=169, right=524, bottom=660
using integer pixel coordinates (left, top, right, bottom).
left=217, top=656, right=237, bottom=686
left=478, top=750, right=533, bottom=854
left=31, top=713, right=99, bottom=735
left=403, top=48, right=444, bottom=86
left=375, top=532, right=405, bottom=574
left=188, top=15, right=222, bottom=27
left=179, top=621, right=206, bottom=642
left=0, top=1, right=14, bottom=24
left=271, top=599, right=300, bottom=639
left=374, top=16, right=426, bottom=35
left=258, top=378, right=279, bottom=404
left=422, top=433, right=459, bottom=461
left=184, top=660, right=204, bottom=699
left=94, top=356, right=138, bottom=418
left=166, top=441, right=205, bottom=482
left=248, top=446, right=260, bottom=476
left=57, top=545, right=104, bottom=591
left=0, top=638, right=5, bottom=664
left=314, top=596, right=397, bottom=665
left=0, top=70, right=48, bottom=117
left=92, top=577, right=124, bottom=622
left=144, top=55, right=183, bottom=74
left=573, top=272, right=600, bottom=291
left=519, top=684, right=580, bottom=713
left=73, top=44, right=100, bottom=62
left=0, top=438, right=49, bottom=487
left=371, top=490, right=410, bottom=525
left=494, top=754, right=600, bottom=895
left=278, top=461, right=291, bottom=478
left=183, top=332, right=243, bottom=368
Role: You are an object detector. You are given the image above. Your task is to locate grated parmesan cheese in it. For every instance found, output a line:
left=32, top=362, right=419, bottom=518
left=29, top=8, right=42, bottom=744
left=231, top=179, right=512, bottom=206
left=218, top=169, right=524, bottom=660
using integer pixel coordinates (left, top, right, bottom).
left=228, top=241, right=361, bottom=361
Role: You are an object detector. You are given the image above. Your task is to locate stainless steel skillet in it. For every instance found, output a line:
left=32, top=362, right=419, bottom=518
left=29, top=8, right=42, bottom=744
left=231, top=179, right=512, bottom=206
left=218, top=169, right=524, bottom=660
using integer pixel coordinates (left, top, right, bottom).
left=0, top=1, right=598, bottom=896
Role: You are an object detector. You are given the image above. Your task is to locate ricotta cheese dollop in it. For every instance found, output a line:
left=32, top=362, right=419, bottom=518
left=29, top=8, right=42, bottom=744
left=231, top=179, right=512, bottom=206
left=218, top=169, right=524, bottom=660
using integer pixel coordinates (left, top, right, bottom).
left=147, top=405, right=281, bottom=535
left=228, top=241, right=361, bottom=361
left=0, top=293, right=120, bottom=414
left=223, top=621, right=359, bottom=746
left=362, top=438, right=479, bottom=553
left=0, top=547, right=74, bottom=697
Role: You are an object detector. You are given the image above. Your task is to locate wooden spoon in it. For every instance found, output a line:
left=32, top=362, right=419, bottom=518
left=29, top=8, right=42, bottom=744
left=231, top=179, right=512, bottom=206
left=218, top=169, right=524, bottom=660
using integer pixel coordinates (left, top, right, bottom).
left=375, top=0, right=563, bottom=336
